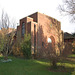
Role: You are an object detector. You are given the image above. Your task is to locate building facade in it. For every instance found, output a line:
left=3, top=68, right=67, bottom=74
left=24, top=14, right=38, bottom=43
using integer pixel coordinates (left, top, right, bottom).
left=16, top=12, right=64, bottom=57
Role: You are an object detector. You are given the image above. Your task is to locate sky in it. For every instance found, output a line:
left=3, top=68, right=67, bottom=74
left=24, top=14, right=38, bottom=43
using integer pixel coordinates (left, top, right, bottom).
left=0, top=0, right=75, bottom=33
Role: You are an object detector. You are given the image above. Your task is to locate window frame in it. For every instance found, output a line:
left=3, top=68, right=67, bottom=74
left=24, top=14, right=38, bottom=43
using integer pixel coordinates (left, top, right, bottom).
left=22, top=22, right=25, bottom=36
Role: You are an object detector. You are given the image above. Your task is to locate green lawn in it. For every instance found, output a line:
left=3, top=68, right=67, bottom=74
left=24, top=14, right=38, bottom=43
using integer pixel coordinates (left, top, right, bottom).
left=0, top=56, right=75, bottom=75
left=68, top=54, right=75, bottom=58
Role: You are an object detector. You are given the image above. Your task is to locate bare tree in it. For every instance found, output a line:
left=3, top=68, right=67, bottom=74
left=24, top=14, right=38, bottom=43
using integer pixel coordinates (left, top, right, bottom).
left=1, top=10, right=10, bottom=29
left=10, top=18, right=17, bottom=29
left=58, top=0, right=75, bottom=22
left=0, top=10, right=16, bottom=59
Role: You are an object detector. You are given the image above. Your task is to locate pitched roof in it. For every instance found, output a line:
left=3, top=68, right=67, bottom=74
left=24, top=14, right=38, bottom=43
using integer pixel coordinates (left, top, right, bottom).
left=64, top=32, right=75, bottom=39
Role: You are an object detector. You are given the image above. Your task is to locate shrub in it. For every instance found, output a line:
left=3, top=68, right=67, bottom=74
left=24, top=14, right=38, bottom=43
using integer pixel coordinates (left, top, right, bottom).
left=21, top=34, right=31, bottom=59
left=12, top=38, right=22, bottom=56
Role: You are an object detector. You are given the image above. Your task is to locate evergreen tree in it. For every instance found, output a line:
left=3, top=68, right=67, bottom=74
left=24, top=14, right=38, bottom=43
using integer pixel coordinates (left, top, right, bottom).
left=21, top=34, right=31, bottom=59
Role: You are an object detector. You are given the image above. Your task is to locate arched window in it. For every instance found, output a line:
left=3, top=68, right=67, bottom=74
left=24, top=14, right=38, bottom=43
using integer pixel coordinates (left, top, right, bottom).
left=22, top=22, right=25, bottom=36
left=48, top=38, right=52, bottom=43
left=50, top=36, right=55, bottom=47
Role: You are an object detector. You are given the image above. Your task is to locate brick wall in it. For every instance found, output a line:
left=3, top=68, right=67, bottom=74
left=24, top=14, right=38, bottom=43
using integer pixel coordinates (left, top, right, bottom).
left=29, top=12, right=38, bottom=22
left=37, top=12, right=63, bottom=57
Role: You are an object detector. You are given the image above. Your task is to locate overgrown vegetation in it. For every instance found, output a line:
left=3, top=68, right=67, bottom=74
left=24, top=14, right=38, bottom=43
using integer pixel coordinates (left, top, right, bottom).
left=21, top=34, right=31, bottom=59
left=12, top=39, right=22, bottom=57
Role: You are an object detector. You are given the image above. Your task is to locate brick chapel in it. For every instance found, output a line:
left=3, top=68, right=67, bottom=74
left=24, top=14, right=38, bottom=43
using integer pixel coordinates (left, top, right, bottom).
left=15, top=12, right=64, bottom=57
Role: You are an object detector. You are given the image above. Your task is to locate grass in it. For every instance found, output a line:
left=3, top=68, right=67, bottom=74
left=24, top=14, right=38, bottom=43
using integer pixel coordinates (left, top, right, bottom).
left=0, top=56, right=75, bottom=75
left=68, top=54, right=75, bottom=58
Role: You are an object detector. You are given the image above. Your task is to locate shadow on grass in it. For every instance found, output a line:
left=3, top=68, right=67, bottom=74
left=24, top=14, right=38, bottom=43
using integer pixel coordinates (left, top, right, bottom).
left=34, top=58, right=75, bottom=75
left=49, top=65, right=74, bottom=73
left=0, top=56, right=75, bottom=75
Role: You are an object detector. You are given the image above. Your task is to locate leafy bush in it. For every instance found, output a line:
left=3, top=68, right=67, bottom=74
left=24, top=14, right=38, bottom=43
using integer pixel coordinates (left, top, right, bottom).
left=21, top=34, right=31, bottom=59
left=12, top=42, right=21, bottom=56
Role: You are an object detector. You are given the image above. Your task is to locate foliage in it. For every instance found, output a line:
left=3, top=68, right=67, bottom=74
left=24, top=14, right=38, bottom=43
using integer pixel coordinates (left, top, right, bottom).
left=0, top=33, right=4, bottom=52
left=12, top=28, right=23, bottom=57
left=12, top=42, right=21, bottom=56
left=0, top=28, right=15, bottom=59
left=21, top=34, right=31, bottom=59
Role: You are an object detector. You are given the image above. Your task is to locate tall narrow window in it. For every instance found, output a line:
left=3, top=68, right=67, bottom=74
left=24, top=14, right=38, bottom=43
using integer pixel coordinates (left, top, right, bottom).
left=22, top=22, right=25, bottom=36
left=34, top=24, right=36, bottom=53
